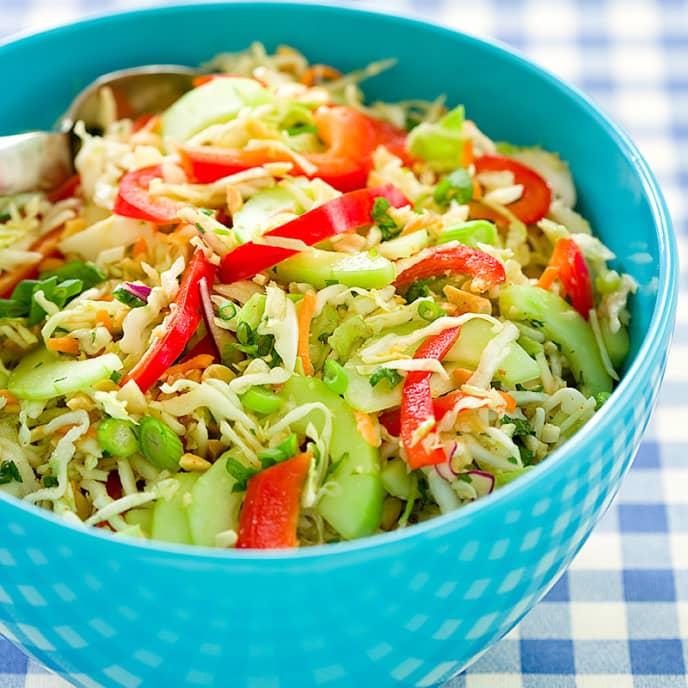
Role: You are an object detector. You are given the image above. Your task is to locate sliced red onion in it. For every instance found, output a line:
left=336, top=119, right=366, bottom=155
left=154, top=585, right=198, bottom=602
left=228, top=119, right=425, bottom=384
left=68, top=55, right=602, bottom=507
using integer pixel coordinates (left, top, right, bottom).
left=434, top=441, right=458, bottom=482
left=198, top=276, right=230, bottom=358
left=465, top=470, right=495, bottom=497
left=123, top=281, right=152, bottom=302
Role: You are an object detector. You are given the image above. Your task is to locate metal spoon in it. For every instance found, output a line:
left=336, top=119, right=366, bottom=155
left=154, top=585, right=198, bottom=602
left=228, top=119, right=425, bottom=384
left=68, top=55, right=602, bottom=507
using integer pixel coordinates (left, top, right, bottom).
left=0, top=65, right=197, bottom=196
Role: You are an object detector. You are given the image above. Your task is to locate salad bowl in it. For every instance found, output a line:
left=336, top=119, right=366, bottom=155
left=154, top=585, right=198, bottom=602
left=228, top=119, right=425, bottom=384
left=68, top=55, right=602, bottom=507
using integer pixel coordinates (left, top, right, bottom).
left=0, top=3, right=677, bottom=687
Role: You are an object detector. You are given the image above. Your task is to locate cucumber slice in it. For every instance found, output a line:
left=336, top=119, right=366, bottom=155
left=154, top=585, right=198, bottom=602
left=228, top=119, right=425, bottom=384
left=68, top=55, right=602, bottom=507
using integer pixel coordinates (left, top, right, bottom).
left=151, top=473, right=198, bottom=545
left=378, top=230, right=429, bottom=260
left=8, top=347, right=123, bottom=401
left=273, top=248, right=395, bottom=289
left=232, top=187, right=304, bottom=244
left=279, top=375, right=384, bottom=539
left=124, top=506, right=154, bottom=537
left=188, top=457, right=242, bottom=547
left=499, top=285, right=613, bottom=396
left=444, top=318, right=540, bottom=386
left=162, top=77, right=271, bottom=142
left=600, top=317, right=629, bottom=370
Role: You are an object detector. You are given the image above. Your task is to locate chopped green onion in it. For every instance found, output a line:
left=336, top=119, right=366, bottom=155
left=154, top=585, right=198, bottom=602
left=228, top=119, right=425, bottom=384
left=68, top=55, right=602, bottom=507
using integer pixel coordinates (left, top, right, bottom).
left=0, top=460, right=22, bottom=485
left=595, top=270, right=622, bottom=295
left=224, top=454, right=259, bottom=492
left=113, top=285, right=147, bottom=308
left=433, top=167, right=473, bottom=205
left=97, top=418, right=140, bottom=457
left=138, top=416, right=183, bottom=472
left=437, top=219, right=498, bottom=248
left=218, top=302, right=237, bottom=321
left=240, top=387, right=283, bottom=415
left=110, top=370, right=123, bottom=384
left=323, top=359, right=349, bottom=395
left=236, top=321, right=253, bottom=346
left=42, top=475, right=59, bottom=488
left=255, top=334, right=274, bottom=357
left=0, top=299, right=28, bottom=318
left=369, top=367, right=403, bottom=389
left=256, top=433, right=299, bottom=468
left=417, top=300, right=444, bottom=322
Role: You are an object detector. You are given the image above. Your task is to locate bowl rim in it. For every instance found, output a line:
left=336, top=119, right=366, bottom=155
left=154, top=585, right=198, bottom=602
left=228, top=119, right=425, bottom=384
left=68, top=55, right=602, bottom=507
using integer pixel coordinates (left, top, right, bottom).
left=0, top=0, right=678, bottom=562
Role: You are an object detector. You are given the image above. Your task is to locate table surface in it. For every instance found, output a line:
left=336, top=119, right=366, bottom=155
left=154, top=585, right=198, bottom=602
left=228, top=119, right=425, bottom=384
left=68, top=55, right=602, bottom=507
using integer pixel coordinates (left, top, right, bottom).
left=1, top=1, right=687, bottom=686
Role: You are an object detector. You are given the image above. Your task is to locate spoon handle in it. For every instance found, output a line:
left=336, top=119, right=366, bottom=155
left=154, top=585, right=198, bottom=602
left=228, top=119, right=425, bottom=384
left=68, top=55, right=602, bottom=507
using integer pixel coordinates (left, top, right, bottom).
left=0, top=132, right=72, bottom=196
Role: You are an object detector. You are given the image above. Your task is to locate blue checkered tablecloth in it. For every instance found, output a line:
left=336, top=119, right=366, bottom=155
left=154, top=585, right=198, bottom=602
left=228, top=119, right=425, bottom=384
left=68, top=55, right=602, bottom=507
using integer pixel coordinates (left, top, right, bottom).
left=1, top=1, right=686, bottom=686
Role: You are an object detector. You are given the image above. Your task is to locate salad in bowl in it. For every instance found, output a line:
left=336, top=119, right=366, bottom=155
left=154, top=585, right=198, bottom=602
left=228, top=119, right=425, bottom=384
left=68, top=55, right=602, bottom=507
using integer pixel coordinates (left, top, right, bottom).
left=0, top=43, right=634, bottom=549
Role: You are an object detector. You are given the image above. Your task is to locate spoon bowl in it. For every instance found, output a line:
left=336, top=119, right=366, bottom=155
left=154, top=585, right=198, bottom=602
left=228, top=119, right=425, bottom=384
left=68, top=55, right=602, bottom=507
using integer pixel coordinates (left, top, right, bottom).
left=0, top=64, right=197, bottom=195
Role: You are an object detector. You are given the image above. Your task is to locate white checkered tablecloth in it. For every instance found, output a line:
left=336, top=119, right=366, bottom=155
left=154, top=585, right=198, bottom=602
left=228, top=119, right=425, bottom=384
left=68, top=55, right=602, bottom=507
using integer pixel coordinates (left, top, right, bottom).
left=1, top=1, right=686, bottom=687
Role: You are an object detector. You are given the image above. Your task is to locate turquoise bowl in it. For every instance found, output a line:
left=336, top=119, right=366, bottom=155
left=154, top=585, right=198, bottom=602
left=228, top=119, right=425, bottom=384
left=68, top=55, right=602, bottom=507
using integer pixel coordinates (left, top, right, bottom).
left=0, top=4, right=677, bottom=687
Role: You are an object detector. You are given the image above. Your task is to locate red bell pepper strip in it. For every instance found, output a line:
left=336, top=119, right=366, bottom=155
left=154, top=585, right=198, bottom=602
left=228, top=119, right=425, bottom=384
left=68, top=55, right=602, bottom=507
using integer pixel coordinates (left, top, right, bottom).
left=394, top=244, right=506, bottom=293
left=235, top=451, right=312, bottom=549
left=179, top=334, right=219, bottom=365
left=473, top=154, right=551, bottom=224
left=380, top=390, right=467, bottom=437
left=537, top=237, right=594, bottom=318
left=121, top=251, right=217, bottom=393
left=113, top=165, right=181, bottom=224
left=381, top=389, right=516, bottom=436
left=180, top=105, right=410, bottom=192
left=219, top=183, right=408, bottom=283
left=400, top=327, right=462, bottom=469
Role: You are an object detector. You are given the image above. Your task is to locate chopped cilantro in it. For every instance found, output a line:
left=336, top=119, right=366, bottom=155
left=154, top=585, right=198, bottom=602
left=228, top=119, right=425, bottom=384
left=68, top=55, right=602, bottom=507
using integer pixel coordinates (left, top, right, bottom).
left=371, top=197, right=401, bottom=241
left=224, top=455, right=260, bottom=493
left=0, top=460, right=22, bottom=485
left=369, top=367, right=403, bottom=389
left=501, top=415, right=534, bottom=438
left=405, top=278, right=434, bottom=303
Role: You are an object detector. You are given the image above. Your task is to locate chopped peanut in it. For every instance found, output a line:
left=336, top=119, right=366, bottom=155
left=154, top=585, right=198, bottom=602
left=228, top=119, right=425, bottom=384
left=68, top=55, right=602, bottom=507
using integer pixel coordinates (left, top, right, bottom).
left=180, top=453, right=212, bottom=472
left=202, top=365, right=236, bottom=384
left=206, top=440, right=225, bottom=461
left=443, top=285, right=492, bottom=315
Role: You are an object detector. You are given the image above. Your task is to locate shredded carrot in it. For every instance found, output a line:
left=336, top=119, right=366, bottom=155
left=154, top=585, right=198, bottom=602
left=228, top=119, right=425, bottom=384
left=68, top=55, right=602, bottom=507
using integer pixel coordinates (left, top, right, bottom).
left=95, top=310, right=112, bottom=331
left=161, top=354, right=215, bottom=381
left=132, top=236, right=148, bottom=256
left=461, top=139, right=474, bottom=168
left=472, top=181, right=483, bottom=200
left=451, top=367, right=473, bottom=386
left=37, top=256, right=65, bottom=273
left=0, top=390, right=18, bottom=406
left=54, top=423, right=78, bottom=437
left=301, top=64, right=342, bottom=87
left=498, top=391, right=517, bottom=414
left=297, top=291, right=317, bottom=377
left=61, top=217, right=87, bottom=238
left=537, top=265, right=560, bottom=290
left=354, top=410, right=381, bottom=447
left=46, top=337, right=79, bottom=355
